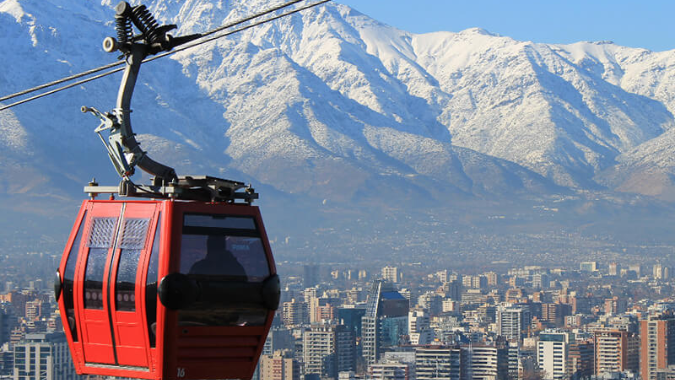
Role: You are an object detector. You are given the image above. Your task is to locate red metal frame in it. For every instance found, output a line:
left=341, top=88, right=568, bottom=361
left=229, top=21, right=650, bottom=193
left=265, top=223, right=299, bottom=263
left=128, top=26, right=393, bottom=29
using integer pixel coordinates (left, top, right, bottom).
left=57, top=199, right=276, bottom=380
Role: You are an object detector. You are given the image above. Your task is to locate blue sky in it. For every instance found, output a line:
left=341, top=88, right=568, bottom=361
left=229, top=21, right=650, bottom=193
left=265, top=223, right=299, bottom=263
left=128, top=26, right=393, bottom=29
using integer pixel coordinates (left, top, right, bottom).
left=335, top=1, right=675, bottom=52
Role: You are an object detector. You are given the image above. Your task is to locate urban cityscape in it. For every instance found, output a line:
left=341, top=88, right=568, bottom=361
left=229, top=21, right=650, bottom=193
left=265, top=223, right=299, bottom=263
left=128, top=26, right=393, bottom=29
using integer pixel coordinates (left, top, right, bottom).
left=1, top=250, right=675, bottom=380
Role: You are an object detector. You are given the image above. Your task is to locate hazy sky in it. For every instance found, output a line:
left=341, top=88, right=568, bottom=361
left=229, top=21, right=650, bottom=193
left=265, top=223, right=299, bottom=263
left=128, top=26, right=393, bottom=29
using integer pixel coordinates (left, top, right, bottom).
left=335, top=1, right=675, bottom=52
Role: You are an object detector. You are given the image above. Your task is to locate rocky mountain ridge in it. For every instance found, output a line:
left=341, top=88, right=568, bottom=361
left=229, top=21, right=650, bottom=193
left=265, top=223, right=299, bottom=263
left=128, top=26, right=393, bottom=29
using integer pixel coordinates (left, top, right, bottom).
left=2, top=0, right=675, bottom=259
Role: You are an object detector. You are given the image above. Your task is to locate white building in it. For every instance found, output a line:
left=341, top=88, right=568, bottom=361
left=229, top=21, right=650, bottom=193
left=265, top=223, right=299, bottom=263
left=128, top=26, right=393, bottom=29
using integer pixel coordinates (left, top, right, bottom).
left=537, top=332, right=569, bottom=380
left=13, top=332, right=81, bottom=380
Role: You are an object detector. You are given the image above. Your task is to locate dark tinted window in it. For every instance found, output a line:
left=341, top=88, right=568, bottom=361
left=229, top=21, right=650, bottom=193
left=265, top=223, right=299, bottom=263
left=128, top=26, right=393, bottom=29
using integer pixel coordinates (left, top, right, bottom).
left=83, top=248, right=107, bottom=310
left=115, top=249, right=140, bottom=311
left=179, top=215, right=270, bottom=281
left=63, top=211, right=87, bottom=341
left=114, top=218, right=149, bottom=311
left=179, top=213, right=270, bottom=326
left=146, top=217, right=161, bottom=347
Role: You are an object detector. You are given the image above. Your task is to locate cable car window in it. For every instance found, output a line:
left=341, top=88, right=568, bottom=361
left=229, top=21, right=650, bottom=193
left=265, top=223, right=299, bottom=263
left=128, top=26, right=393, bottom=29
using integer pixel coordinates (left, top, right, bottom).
left=146, top=217, right=161, bottom=348
left=115, top=219, right=149, bottom=311
left=115, top=249, right=140, bottom=311
left=63, top=211, right=87, bottom=341
left=83, top=248, right=108, bottom=309
left=178, top=214, right=270, bottom=326
left=84, top=217, right=117, bottom=310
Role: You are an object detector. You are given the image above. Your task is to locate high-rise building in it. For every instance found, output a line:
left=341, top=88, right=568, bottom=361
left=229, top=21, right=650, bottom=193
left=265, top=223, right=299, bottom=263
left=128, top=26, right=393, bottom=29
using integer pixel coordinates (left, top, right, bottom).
left=654, top=264, right=670, bottom=280
left=537, top=332, right=569, bottom=380
left=594, top=330, right=639, bottom=376
left=264, top=328, right=296, bottom=356
left=337, top=307, right=366, bottom=344
left=506, top=341, right=521, bottom=380
left=541, top=303, right=571, bottom=328
left=444, top=280, right=463, bottom=302
left=282, top=298, right=308, bottom=327
left=567, top=339, right=594, bottom=380
left=369, top=360, right=410, bottom=380
left=259, top=350, right=300, bottom=380
left=497, top=305, right=531, bottom=342
left=0, top=308, right=13, bottom=346
left=415, top=346, right=462, bottom=380
left=303, top=324, right=355, bottom=379
left=532, top=273, right=550, bottom=290
left=409, top=310, right=434, bottom=346
left=362, top=280, right=409, bottom=366
left=609, top=262, right=621, bottom=276
left=309, top=297, right=335, bottom=324
left=419, top=292, right=445, bottom=317
left=462, top=344, right=509, bottom=380
left=485, top=272, right=499, bottom=287
left=604, top=297, right=628, bottom=315
left=641, top=313, right=675, bottom=380
left=303, top=265, right=321, bottom=288
left=382, top=267, right=399, bottom=284
left=12, top=332, right=81, bottom=380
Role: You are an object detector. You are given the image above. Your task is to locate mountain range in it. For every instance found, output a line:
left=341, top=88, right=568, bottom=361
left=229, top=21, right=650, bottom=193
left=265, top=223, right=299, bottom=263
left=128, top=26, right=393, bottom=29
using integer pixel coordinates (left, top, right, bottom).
left=2, top=0, right=675, bottom=265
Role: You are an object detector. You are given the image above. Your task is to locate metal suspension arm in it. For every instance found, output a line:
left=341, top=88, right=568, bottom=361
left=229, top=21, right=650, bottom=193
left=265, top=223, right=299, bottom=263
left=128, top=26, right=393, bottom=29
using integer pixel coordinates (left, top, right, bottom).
left=83, top=1, right=202, bottom=184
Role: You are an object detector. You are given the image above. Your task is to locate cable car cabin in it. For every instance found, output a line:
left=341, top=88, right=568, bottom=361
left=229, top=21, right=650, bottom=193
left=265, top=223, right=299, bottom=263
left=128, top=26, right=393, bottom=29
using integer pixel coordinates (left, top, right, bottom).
left=55, top=199, right=280, bottom=380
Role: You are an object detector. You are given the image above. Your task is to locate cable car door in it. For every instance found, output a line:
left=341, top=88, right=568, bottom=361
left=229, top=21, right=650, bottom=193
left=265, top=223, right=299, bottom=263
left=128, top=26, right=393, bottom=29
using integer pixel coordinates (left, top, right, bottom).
left=76, top=202, right=158, bottom=368
left=76, top=202, right=121, bottom=365
left=109, top=203, right=159, bottom=368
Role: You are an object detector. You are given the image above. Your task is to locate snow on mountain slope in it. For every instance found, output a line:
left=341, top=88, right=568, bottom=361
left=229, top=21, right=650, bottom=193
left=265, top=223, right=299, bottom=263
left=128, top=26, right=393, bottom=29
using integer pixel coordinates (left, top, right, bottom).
left=1, top=0, right=675, bottom=208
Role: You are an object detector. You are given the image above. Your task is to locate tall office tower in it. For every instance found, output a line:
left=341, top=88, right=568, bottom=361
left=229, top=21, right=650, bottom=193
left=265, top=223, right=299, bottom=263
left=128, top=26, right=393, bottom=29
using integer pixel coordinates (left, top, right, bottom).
left=282, top=298, right=308, bottom=327
left=13, top=332, right=81, bottom=380
left=537, top=332, right=569, bottom=380
left=594, top=330, right=640, bottom=376
left=303, top=324, right=355, bottom=380
left=461, top=344, right=509, bottom=380
left=382, top=267, right=399, bottom=284
left=641, top=313, right=675, bottom=380
left=497, top=305, right=531, bottom=342
left=303, top=265, right=321, bottom=288
left=362, top=280, right=409, bottom=366
left=415, top=346, right=462, bottom=380
left=260, top=350, right=300, bottom=380
left=567, top=339, right=594, bottom=380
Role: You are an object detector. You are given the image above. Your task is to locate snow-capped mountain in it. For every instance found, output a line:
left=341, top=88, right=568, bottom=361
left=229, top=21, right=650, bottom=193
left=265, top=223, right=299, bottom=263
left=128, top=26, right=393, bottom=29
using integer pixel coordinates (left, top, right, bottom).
left=2, top=0, right=675, bottom=256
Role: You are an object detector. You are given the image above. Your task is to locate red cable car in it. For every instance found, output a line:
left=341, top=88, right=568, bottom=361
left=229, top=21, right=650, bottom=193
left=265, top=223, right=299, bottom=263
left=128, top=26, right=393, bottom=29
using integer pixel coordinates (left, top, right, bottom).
left=56, top=198, right=279, bottom=380
left=54, top=3, right=280, bottom=379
